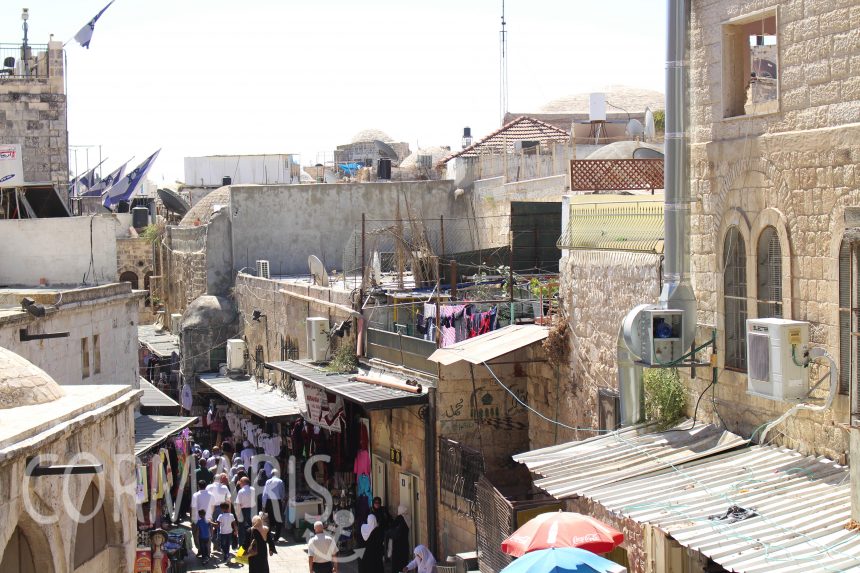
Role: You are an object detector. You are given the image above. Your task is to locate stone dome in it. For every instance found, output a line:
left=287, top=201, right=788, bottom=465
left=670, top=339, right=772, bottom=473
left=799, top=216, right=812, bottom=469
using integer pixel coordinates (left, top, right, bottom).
left=585, top=141, right=664, bottom=160
left=0, top=346, right=65, bottom=409
left=351, top=129, right=394, bottom=144
left=399, top=146, right=451, bottom=170
left=541, top=85, right=665, bottom=113
left=179, top=187, right=230, bottom=227
left=181, top=295, right=239, bottom=331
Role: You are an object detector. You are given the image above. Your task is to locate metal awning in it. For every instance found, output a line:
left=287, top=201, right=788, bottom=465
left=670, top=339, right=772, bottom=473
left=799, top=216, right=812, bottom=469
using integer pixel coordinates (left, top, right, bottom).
left=139, top=378, right=179, bottom=410
left=197, top=374, right=304, bottom=420
left=267, top=360, right=428, bottom=410
left=138, top=324, right=180, bottom=359
left=134, top=414, right=196, bottom=456
left=513, top=421, right=747, bottom=499
left=427, top=324, right=549, bottom=366
left=585, top=445, right=860, bottom=573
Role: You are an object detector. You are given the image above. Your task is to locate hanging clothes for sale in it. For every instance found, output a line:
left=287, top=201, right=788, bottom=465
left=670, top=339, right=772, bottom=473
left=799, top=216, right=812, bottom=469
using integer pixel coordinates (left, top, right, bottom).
left=136, top=464, right=149, bottom=504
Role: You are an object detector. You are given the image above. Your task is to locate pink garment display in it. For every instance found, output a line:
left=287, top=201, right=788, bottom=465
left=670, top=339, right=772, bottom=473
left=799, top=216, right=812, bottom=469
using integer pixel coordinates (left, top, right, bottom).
left=354, top=448, right=371, bottom=475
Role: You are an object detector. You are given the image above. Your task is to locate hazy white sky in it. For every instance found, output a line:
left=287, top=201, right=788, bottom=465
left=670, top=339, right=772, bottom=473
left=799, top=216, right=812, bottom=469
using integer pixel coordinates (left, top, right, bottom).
left=5, top=0, right=667, bottom=183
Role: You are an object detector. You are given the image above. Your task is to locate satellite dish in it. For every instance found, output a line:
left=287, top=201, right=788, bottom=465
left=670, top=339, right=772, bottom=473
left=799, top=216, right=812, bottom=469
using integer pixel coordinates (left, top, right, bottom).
left=157, top=188, right=190, bottom=216
left=626, top=119, right=644, bottom=139
left=308, top=255, right=329, bottom=287
left=644, top=107, right=656, bottom=142
left=633, top=147, right=664, bottom=160
left=371, top=251, right=382, bottom=285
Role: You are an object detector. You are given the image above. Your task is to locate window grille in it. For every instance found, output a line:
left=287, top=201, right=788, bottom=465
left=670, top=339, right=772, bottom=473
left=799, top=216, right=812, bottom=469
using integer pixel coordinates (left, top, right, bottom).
left=839, top=240, right=860, bottom=405
left=724, top=227, right=747, bottom=371
left=757, top=227, right=782, bottom=318
left=439, top=437, right=484, bottom=516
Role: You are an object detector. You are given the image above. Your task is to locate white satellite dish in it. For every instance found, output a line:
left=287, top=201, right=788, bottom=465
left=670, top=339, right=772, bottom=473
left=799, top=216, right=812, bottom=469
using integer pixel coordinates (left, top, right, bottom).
left=308, top=255, right=329, bottom=287
left=371, top=251, right=383, bottom=285
left=644, top=107, right=656, bottom=142
left=626, top=119, right=644, bottom=140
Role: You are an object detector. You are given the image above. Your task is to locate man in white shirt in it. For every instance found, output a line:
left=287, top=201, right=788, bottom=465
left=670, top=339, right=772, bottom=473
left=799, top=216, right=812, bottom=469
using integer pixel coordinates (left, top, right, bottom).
left=206, top=473, right=231, bottom=520
left=190, top=480, right=213, bottom=557
left=234, top=476, right=256, bottom=546
left=308, top=521, right=337, bottom=573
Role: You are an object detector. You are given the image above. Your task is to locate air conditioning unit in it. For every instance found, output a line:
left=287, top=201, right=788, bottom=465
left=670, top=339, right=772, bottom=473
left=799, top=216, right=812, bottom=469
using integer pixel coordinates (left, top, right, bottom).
left=170, top=313, right=183, bottom=334
left=746, top=318, right=809, bottom=401
left=226, top=339, right=246, bottom=373
left=306, top=317, right=329, bottom=362
left=256, top=260, right=271, bottom=279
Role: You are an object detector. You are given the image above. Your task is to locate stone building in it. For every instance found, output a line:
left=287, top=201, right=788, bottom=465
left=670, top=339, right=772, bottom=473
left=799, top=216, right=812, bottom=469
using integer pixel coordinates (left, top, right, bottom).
left=684, top=0, right=860, bottom=458
left=0, top=346, right=140, bottom=572
left=0, top=283, right=141, bottom=389
left=0, top=40, right=68, bottom=186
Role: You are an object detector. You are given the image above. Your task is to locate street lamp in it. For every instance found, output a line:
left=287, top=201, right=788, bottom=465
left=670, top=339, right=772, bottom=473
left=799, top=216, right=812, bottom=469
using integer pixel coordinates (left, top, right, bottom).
left=21, top=8, right=30, bottom=77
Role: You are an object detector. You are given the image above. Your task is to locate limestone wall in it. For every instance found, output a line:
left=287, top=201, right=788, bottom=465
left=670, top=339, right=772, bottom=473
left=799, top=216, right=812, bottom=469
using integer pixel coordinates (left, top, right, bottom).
left=0, top=388, right=139, bottom=573
left=551, top=250, right=662, bottom=444
left=164, top=224, right=207, bottom=318
left=686, top=0, right=860, bottom=458
left=0, top=42, right=67, bottom=184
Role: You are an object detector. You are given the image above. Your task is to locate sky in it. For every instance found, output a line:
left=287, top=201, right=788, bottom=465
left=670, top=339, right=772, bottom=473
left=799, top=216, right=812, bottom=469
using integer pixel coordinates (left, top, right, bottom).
left=4, top=0, right=667, bottom=184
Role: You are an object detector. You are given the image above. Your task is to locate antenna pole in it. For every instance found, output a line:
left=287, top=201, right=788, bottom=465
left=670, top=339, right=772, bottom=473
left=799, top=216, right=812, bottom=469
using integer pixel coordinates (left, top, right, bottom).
left=499, top=0, right=508, bottom=123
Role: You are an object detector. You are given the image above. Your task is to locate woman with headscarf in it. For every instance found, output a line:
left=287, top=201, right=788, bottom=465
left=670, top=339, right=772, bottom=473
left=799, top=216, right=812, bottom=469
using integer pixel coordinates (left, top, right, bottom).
left=358, top=513, right=384, bottom=573
left=402, top=545, right=436, bottom=573
left=386, top=504, right=411, bottom=573
left=246, top=513, right=276, bottom=573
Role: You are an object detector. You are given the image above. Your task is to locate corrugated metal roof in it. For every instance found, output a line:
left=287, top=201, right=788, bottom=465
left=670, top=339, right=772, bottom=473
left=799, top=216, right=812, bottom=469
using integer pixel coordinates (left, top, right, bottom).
left=557, top=196, right=665, bottom=253
left=585, top=446, right=860, bottom=573
left=139, top=378, right=180, bottom=409
left=138, top=324, right=180, bottom=359
left=513, top=422, right=747, bottom=499
left=197, top=374, right=304, bottom=419
left=134, top=414, right=196, bottom=456
left=439, top=116, right=570, bottom=164
left=267, top=360, right=428, bottom=410
left=427, top=324, right=549, bottom=366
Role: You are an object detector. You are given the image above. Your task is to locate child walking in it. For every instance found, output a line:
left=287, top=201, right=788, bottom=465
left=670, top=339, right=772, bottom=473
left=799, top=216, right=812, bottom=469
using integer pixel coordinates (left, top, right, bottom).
left=196, top=510, right=211, bottom=563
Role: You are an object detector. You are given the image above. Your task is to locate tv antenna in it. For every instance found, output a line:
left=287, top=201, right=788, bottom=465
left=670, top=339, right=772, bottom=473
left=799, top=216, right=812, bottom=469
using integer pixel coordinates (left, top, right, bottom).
left=499, top=0, right=508, bottom=123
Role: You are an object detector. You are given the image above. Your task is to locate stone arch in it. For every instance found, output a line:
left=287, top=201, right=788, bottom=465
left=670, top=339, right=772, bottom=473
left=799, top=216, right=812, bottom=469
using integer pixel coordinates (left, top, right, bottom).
left=119, top=270, right=139, bottom=290
left=67, top=475, right=122, bottom=570
left=750, top=208, right=793, bottom=319
left=0, top=504, right=57, bottom=573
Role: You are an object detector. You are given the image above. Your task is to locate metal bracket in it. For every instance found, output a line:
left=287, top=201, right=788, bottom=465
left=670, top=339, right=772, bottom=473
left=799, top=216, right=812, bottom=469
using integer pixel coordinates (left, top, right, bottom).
left=19, top=328, right=69, bottom=342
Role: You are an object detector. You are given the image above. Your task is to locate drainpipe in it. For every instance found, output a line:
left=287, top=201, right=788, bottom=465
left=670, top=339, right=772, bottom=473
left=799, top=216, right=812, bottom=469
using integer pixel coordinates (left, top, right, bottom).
left=426, top=387, right=439, bottom=555
left=618, top=0, right=695, bottom=426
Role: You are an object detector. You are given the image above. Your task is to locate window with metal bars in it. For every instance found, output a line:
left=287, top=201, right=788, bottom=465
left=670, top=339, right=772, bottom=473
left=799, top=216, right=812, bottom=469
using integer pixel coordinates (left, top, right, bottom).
left=724, top=227, right=748, bottom=371
left=439, top=436, right=484, bottom=516
left=838, top=240, right=859, bottom=398
left=756, top=227, right=783, bottom=319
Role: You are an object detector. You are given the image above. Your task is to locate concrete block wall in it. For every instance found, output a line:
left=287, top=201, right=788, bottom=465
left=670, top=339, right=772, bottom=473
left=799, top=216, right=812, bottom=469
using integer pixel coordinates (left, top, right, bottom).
left=0, top=41, right=67, bottom=184
left=687, top=0, right=860, bottom=458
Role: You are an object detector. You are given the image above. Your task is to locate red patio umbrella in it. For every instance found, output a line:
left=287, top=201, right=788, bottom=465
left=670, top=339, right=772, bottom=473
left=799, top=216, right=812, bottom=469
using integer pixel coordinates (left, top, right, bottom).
left=501, top=511, right=624, bottom=557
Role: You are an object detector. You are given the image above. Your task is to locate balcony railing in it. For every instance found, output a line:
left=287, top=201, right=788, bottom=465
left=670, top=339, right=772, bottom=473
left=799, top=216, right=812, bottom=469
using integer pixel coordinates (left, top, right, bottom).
left=0, top=43, right=50, bottom=79
left=365, top=327, right=437, bottom=374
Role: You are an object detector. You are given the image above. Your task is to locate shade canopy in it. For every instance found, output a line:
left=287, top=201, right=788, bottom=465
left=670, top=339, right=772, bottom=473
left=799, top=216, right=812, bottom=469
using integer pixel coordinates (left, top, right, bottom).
left=499, top=547, right=627, bottom=573
left=501, top=511, right=624, bottom=557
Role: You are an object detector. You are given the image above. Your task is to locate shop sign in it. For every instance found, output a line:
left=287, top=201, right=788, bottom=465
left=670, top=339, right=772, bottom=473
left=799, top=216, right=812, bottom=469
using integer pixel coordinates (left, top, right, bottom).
left=390, top=447, right=402, bottom=465
left=302, top=381, right=345, bottom=432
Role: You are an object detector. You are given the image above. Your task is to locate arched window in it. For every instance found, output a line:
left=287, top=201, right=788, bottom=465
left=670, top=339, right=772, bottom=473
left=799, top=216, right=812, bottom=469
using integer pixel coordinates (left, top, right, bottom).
left=119, top=270, right=139, bottom=290
left=724, top=227, right=747, bottom=371
left=73, top=483, right=107, bottom=567
left=757, top=226, right=783, bottom=318
left=0, top=526, right=36, bottom=573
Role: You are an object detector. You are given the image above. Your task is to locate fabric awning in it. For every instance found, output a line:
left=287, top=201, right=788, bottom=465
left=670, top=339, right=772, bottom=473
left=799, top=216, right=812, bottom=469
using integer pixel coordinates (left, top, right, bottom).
left=427, top=324, right=549, bottom=366
left=134, top=414, right=196, bottom=456
left=197, top=374, right=304, bottom=420
left=139, top=378, right=179, bottom=410
left=267, top=360, right=428, bottom=410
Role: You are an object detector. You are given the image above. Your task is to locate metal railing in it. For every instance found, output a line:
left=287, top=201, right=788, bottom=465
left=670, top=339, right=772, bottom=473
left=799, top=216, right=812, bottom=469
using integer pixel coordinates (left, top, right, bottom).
left=365, top=327, right=437, bottom=374
left=0, top=43, right=50, bottom=79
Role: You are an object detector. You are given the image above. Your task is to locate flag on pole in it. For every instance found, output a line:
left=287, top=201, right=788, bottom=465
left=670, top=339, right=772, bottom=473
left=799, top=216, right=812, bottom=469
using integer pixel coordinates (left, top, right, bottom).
left=69, top=165, right=99, bottom=197
left=103, top=150, right=160, bottom=208
left=74, top=1, right=115, bottom=49
left=82, top=161, right=126, bottom=197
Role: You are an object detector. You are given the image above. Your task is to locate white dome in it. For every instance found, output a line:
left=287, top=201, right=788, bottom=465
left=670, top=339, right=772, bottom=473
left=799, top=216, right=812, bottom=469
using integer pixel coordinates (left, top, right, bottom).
left=351, top=129, right=394, bottom=144
left=541, top=86, right=665, bottom=113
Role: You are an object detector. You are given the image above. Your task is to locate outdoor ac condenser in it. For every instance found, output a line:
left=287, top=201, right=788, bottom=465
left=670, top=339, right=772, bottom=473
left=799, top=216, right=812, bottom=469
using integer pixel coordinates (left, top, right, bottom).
left=226, top=339, right=246, bottom=373
left=746, top=318, right=809, bottom=401
left=306, top=317, right=329, bottom=362
left=256, top=259, right=271, bottom=279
